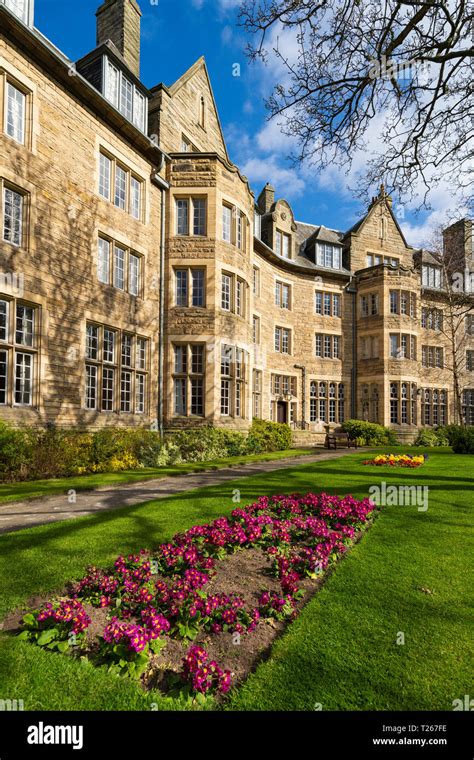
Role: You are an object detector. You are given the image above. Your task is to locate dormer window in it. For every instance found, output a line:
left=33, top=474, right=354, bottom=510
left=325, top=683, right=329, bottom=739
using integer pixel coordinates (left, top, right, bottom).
left=316, top=243, right=341, bottom=269
left=275, top=230, right=291, bottom=259
left=2, top=0, right=32, bottom=25
left=422, top=264, right=442, bottom=289
left=103, top=57, right=147, bottom=133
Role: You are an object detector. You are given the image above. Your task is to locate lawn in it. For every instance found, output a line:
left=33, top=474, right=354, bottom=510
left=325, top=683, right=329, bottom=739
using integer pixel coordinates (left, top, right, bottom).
left=0, top=447, right=313, bottom=505
left=0, top=447, right=471, bottom=711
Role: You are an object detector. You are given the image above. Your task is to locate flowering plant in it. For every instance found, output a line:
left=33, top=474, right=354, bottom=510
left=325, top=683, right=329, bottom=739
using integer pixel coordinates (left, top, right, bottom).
left=363, top=454, right=425, bottom=468
left=181, top=645, right=232, bottom=696
left=17, top=599, right=91, bottom=652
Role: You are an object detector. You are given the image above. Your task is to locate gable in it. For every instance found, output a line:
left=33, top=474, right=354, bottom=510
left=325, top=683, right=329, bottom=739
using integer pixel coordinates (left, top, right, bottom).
left=345, top=196, right=414, bottom=271
left=156, top=57, right=229, bottom=159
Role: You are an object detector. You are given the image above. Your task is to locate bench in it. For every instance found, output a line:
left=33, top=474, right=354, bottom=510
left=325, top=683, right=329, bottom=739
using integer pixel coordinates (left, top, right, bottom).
left=325, top=431, right=357, bottom=450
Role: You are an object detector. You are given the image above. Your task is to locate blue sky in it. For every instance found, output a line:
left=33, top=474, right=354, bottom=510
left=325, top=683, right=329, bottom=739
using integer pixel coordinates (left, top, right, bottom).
left=34, top=0, right=456, bottom=245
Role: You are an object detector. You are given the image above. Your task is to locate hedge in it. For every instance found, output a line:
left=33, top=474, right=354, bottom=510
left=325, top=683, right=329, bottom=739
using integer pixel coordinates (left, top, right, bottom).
left=0, top=419, right=293, bottom=483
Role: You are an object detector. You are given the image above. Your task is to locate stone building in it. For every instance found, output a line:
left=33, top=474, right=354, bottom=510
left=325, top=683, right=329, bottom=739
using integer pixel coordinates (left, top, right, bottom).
left=0, top=0, right=473, bottom=442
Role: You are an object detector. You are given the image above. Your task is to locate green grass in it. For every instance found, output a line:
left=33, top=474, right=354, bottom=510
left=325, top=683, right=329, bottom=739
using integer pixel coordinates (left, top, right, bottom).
left=0, top=447, right=313, bottom=505
left=0, top=447, right=471, bottom=711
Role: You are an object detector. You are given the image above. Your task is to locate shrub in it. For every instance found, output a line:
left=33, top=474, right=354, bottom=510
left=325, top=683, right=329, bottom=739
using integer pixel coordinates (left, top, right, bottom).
left=341, top=420, right=397, bottom=446
left=447, top=426, right=474, bottom=454
left=164, top=428, right=243, bottom=463
left=246, top=419, right=292, bottom=453
left=0, top=422, right=34, bottom=481
left=414, top=427, right=449, bottom=447
left=0, top=420, right=293, bottom=483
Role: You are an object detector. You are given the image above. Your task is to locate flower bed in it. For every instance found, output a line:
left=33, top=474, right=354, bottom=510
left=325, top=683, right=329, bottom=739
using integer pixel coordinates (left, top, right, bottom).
left=15, top=492, right=377, bottom=702
left=363, top=454, right=425, bottom=468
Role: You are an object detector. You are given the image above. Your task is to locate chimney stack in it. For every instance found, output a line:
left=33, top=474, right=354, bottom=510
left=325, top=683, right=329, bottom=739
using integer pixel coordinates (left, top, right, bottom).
left=257, top=183, right=275, bottom=214
left=96, top=0, right=142, bottom=77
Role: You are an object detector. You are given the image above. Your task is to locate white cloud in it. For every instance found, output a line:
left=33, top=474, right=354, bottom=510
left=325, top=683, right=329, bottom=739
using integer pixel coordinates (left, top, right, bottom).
left=256, top=119, right=297, bottom=153
left=191, top=0, right=205, bottom=8
left=240, top=156, right=305, bottom=197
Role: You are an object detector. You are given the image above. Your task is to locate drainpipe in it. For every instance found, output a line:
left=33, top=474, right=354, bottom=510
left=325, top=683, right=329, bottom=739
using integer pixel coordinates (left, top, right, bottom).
left=346, top=282, right=358, bottom=419
left=152, top=160, right=170, bottom=439
left=294, top=364, right=306, bottom=428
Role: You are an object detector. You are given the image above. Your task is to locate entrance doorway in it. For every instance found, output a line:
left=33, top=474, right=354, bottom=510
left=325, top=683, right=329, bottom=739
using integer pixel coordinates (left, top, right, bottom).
left=276, top=401, right=288, bottom=423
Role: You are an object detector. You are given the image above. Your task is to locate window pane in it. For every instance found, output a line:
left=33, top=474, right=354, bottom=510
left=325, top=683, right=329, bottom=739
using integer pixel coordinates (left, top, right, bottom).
left=15, top=304, right=33, bottom=346
left=102, top=368, right=114, bottom=411
left=193, top=199, right=206, bottom=236
left=135, top=374, right=145, bottom=413
left=174, top=345, right=187, bottom=374
left=120, top=76, right=133, bottom=121
left=191, top=345, right=204, bottom=374
left=120, top=371, right=132, bottom=412
left=237, top=214, right=243, bottom=249
left=176, top=270, right=188, bottom=306
left=192, top=269, right=204, bottom=307
left=0, top=350, right=7, bottom=404
left=174, top=377, right=186, bottom=415
left=6, top=82, right=25, bottom=144
left=121, top=334, right=132, bottom=367
left=390, top=335, right=398, bottom=357
left=3, top=187, right=23, bottom=246
left=191, top=378, right=203, bottom=415
left=0, top=300, right=8, bottom=342
left=98, top=238, right=110, bottom=284
left=114, top=246, right=125, bottom=290
left=130, top=177, right=141, bottom=220
left=221, top=345, right=232, bottom=376
left=103, top=329, right=115, bottom=363
left=129, top=254, right=140, bottom=296
left=15, top=352, right=32, bottom=405
left=136, top=338, right=146, bottom=370
left=176, top=199, right=189, bottom=235
left=221, top=274, right=231, bottom=310
left=275, top=232, right=282, bottom=257
left=86, top=324, right=99, bottom=360
left=114, top=166, right=127, bottom=209
left=220, top=379, right=230, bottom=415
left=133, top=89, right=145, bottom=131
left=222, top=206, right=232, bottom=242
left=99, top=154, right=111, bottom=200
left=105, top=60, right=119, bottom=107
left=85, top=365, right=97, bottom=410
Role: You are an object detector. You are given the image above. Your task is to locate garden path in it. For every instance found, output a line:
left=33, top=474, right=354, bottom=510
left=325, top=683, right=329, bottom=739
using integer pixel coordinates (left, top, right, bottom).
left=0, top=449, right=360, bottom=534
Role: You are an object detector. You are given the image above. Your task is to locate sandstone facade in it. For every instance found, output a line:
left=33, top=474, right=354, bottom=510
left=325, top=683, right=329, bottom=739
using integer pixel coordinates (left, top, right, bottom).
left=0, top=0, right=473, bottom=441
